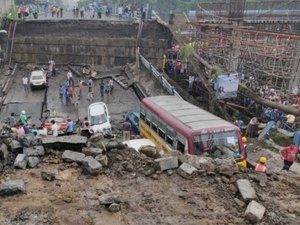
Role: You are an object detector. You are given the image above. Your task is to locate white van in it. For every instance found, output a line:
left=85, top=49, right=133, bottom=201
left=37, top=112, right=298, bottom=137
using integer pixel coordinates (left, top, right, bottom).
left=88, top=102, right=111, bottom=134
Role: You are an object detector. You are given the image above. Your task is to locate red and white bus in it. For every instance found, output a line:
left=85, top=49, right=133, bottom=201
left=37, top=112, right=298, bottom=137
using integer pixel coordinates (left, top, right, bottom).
left=139, top=96, right=246, bottom=161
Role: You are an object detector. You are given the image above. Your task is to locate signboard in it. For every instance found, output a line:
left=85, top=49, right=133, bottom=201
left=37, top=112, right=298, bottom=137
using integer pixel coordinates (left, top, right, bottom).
left=215, top=73, right=240, bottom=99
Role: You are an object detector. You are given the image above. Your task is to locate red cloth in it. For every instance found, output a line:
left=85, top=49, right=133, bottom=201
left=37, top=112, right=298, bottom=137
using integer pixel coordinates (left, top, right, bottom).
left=283, top=146, right=298, bottom=162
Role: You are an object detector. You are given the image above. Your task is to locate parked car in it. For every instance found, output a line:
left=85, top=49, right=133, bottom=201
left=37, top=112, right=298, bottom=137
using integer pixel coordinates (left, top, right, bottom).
left=43, top=114, right=67, bottom=135
left=30, top=69, right=47, bottom=90
left=125, top=111, right=140, bottom=135
left=122, top=138, right=156, bottom=152
left=88, top=102, right=111, bottom=134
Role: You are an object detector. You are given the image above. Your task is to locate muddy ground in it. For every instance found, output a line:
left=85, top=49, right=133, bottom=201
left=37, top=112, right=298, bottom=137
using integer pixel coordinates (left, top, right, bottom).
left=1, top=142, right=300, bottom=225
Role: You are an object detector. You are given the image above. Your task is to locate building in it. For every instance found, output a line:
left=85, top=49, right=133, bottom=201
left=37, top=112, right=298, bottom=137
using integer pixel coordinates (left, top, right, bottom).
left=0, top=0, right=14, bottom=14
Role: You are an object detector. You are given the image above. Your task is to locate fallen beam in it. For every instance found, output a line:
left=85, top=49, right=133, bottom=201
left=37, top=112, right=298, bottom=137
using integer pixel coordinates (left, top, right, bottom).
left=42, top=135, right=87, bottom=151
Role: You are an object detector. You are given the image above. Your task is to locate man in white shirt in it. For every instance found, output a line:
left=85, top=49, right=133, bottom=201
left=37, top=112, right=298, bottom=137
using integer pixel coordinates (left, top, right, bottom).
left=67, top=70, right=73, bottom=80
left=22, top=75, right=29, bottom=93
left=51, top=120, right=59, bottom=137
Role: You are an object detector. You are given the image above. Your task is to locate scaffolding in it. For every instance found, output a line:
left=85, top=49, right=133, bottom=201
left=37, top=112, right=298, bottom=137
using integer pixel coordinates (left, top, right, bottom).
left=191, top=21, right=300, bottom=92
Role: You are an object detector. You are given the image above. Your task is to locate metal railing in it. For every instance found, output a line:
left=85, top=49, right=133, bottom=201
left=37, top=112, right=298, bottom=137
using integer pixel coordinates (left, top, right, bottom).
left=139, top=53, right=182, bottom=99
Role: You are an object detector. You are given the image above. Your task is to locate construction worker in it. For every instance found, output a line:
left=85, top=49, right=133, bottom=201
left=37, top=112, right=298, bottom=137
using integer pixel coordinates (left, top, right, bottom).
left=255, top=156, right=267, bottom=172
left=242, top=136, right=247, bottom=149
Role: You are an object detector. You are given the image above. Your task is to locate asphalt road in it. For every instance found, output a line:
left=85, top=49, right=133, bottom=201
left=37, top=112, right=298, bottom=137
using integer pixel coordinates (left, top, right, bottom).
left=1, top=67, right=45, bottom=126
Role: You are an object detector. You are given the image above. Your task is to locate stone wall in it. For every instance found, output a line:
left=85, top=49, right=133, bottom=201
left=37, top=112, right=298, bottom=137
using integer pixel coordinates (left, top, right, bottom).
left=12, top=20, right=171, bottom=66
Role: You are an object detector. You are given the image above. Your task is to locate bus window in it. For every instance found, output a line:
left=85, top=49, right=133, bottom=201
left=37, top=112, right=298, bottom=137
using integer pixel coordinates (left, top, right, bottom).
left=166, top=135, right=173, bottom=146
left=140, top=112, right=145, bottom=121
left=193, top=131, right=240, bottom=157
left=158, top=128, right=165, bottom=139
left=152, top=123, right=158, bottom=133
left=146, top=118, right=151, bottom=127
left=176, top=140, right=185, bottom=153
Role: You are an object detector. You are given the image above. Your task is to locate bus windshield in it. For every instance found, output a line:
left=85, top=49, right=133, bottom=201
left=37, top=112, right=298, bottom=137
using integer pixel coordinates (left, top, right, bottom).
left=193, top=131, right=241, bottom=158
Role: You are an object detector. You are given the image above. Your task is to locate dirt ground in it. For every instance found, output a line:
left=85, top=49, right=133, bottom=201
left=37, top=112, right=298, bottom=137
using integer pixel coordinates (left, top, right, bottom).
left=1, top=143, right=300, bottom=225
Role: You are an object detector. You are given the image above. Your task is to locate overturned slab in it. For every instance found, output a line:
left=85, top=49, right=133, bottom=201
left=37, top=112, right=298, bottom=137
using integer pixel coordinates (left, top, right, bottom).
left=0, top=180, right=26, bottom=196
left=42, top=136, right=87, bottom=151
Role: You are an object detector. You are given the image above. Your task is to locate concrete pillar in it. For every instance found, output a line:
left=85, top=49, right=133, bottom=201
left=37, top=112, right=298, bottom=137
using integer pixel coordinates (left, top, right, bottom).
left=228, top=24, right=241, bottom=72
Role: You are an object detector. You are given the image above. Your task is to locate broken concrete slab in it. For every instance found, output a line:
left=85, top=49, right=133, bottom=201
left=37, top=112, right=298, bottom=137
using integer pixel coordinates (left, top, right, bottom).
left=154, top=156, right=178, bottom=171
left=82, top=147, right=103, bottom=157
left=0, top=143, right=8, bottom=165
left=177, top=163, right=197, bottom=179
left=98, top=193, right=121, bottom=205
left=139, top=146, right=161, bottom=158
left=28, top=157, right=40, bottom=168
left=179, top=154, right=215, bottom=172
left=9, top=140, right=23, bottom=153
left=0, top=180, right=26, bottom=196
left=215, top=158, right=238, bottom=177
left=62, top=150, right=85, bottom=163
left=89, top=133, right=104, bottom=143
left=108, top=203, right=121, bottom=212
left=95, top=154, right=108, bottom=167
left=82, top=156, right=102, bottom=175
left=42, top=136, right=87, bottom=151
left=104, top=140, right=125, bottom=150
left=14, top=154, right=28, bottom=169
left=24, top=146, right=45, bottom=156
left=237, top=179, right=257, bottom=202
left=41, top=171, right=56, bottom=181
left=245, top=200, right=266, bottom=223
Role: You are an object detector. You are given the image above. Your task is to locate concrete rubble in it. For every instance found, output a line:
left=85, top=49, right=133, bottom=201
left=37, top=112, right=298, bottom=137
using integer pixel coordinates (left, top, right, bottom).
left=0, top=180, right=26, bottom=196
left=28, top=157, right=40, bottom=168
left=95, top=154, right=108, bottom=167
left=42, top=136, right=87, bottom=151
left=154, top=156, right=178, bottom=171
left=14, top=154, right=28, bottom=169
left=177, top=162, right=198, bottom=179
left=82, top=147, right=104, bottom=157
left=245, top=200, right=266, bottom=223
left=82, top=156, right=102, bottom=175
left=9, top=140, right=22, bottom=153
left=24, top=146, right=45, bottom=156
left=62, top=150, right=85, bottom=163
left=236, top=179, right=258, bottom=202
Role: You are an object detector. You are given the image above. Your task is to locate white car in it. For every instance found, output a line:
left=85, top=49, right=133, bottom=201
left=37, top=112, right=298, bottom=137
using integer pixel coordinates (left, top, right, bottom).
left=123, top=138, right=156, bottom=152
left=30, top=70, right=47, bottom=90
left=88, top=102, right=111, bottom=134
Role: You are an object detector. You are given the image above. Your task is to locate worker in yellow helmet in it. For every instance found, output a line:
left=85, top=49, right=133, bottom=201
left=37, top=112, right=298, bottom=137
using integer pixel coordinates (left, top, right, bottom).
left=255, top=156, right=267, bottom=172
left=242, top=136, right=247, bottom=150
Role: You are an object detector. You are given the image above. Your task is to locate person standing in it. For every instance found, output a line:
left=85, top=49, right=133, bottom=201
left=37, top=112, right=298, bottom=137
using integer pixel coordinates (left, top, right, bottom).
left=67, top=70, right=73, bottom=81
left=59, top=85, right=64, bottom=100
left=66, top=119, right=74, bottom=135
left=108, top=79, right=114, bottom=94
left=122, top=120, right=131, bottom=141
left=60, top=7, right=63, bottom=18
left=99, top=80, right=104, bottom=97
left=78, top=80, right=84, bottom=98
left=245, top=117, right=259, bottom=138
left=50, top=120, right=59, bottom=137
left=281, top=144, right=298, bottom=171
left=80, top=6, right=85, bottom=18
left=22, top=75, right=29, bottom=93
left=88, top=78, right=94, bottom=101
left=20, top=110, right=27, bottom=125
left=8, top=113, right=17, bottom=127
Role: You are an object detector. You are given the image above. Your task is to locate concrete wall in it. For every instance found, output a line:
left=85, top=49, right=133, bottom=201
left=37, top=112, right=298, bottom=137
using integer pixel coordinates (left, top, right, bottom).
left=0, top=0, right=13, bottom=14
left=11, top=20, right=172, bottom=67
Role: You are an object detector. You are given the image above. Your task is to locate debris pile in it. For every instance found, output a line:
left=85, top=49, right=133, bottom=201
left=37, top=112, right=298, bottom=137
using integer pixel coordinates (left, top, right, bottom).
left=0, top=131, right=299, bottom=224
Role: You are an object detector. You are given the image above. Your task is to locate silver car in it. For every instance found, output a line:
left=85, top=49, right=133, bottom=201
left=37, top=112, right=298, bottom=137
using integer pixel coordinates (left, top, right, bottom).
left=30, top=69, right=47, bottom=90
